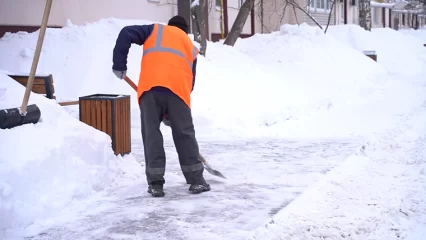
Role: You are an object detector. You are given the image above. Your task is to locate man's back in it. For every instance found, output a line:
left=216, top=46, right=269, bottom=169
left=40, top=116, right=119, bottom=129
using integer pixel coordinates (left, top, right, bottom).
left=139, top=23, right=198, bottom=108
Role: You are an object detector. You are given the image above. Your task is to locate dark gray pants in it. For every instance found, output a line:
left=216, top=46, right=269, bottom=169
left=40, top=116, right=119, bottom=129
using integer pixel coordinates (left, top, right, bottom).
left=139, top=90, right=205, bottom=186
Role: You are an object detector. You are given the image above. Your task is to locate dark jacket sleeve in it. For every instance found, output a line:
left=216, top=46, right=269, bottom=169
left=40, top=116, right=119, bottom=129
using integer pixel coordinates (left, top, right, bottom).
left=192, top=58, right=197, bottom=91
left=112, top=24, right=154, bottom=71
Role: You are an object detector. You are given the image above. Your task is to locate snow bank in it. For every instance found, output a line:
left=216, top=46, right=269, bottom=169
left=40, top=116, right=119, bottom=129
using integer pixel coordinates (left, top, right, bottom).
left=0, top=18, right=155, bottom=102
left=327, top=24, right=426, bottom=75
left=0, top=20, right=389, bottom=140
left=0, top=73, right=142, bottom=235
left=194, top=23, right=390, bottom=139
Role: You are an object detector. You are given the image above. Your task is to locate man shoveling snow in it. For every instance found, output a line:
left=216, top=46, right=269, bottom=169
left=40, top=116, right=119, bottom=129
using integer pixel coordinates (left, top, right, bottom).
left=111, top=15, right=210, bottom=197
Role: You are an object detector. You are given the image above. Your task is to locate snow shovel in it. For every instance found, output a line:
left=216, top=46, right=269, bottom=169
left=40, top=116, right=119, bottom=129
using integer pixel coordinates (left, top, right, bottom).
left=123, top=75, right=226, bottom=179
left=0, top=0, right=53, bottom=129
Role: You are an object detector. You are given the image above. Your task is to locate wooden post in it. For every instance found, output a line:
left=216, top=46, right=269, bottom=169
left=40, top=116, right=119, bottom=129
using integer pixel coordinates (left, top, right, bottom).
left=363, top=50, right=377, bottom=62
left=79, top=94, right=131, bottom=156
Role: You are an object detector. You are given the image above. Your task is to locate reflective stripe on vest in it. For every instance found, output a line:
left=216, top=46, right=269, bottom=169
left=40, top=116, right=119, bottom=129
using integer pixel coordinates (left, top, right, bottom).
left=143, top=25, right=198, bottom=69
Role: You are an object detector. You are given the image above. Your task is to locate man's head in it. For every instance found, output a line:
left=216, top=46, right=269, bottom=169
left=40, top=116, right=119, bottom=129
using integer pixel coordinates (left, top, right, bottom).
left=168, top=15, right=189, bottom=34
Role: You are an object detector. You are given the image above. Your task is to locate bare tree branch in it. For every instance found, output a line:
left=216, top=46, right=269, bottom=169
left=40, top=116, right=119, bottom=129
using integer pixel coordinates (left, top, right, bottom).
left=288, top=0, right=323, bottom=29
left=292, top=4, right=299, bottom=25
left=324, top=0, right=336, bottom=33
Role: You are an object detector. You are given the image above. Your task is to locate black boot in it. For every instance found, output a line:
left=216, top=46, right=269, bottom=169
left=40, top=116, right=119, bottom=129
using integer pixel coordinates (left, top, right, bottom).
left=189, top=183, right=211, bottom=194
left=147, top=185, right=165, bottom=197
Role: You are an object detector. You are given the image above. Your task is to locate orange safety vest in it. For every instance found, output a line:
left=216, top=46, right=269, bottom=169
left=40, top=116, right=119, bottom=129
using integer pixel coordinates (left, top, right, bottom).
left=137, top=24, right=199, bottom=108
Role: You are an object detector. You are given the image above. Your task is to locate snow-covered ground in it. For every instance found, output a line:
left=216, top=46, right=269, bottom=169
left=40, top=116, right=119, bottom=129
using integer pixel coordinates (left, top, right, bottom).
left=0, top=19, right=425, bottom=239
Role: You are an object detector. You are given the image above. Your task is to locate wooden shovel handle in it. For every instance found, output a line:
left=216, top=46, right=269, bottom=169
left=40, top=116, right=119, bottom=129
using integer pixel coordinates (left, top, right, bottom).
left=21, top=0, right=53, bottom=114
left=124, top=75, right=137, bottom=91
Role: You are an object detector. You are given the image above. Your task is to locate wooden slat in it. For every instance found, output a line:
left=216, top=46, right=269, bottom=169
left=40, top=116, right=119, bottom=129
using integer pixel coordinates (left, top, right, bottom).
left=115, top=99, right=119, bottom=155
left=82, top=100, right=88, bottom=124
left=31, top=85, right=47, bottom=94
left=120, top=98, right=124, bottom=154
left=101, top=100, right=107, bottom=133
left=91, top=100, right=96, bottom=128
left=85, top=100, right=91, bottom=126
left=123, top=98, right=126, bottom=154
left=127, top=97, right=131, bottom=153
left=11, top=77, right=47, bottom=85
left=96, top=100, right=101, bottom=131
left=80, top=100, right=85, bottom=123
left=58, top=100, right=79, bottom=106
left=107, top=100, right=112, bottom=138
left=116, top=98, right=122, bottom=155
left=124, top=97, right=128, bottom=153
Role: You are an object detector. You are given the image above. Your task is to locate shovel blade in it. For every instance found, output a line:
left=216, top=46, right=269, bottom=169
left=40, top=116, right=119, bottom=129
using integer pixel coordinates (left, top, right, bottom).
left=0, top=104, right=41, bottom=129
left=205, top=165, right=227, bottom=179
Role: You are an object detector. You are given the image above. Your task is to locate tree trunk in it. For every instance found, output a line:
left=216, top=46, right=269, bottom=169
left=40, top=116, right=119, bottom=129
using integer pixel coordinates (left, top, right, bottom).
left=223, top=0, right=255, bottom=46
left=358, top=0, right=372, bottom=31
left=191, top=0, right=207, bottom=56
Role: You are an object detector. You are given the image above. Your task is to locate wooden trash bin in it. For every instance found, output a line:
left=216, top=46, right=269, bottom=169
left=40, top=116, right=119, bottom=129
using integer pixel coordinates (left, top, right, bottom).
left=363, top=50, right=377, bottom=62
left=79, top=94, right=131, bottom=156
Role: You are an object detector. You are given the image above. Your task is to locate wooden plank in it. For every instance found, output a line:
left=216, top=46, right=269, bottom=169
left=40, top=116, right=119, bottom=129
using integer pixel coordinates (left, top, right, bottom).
left=116, top=98, right=121, bottom=155
left=120, top=98, right=124, bottom=155
left=101, top=100, right=107, bottom=133
left=80, top=100, right=85, bottom=123
left=58, top=100, right=79, bottom=106
left=91, top=100, right=97, bottom=128
left=85, top=99, right=91, bottom=126
left=120, top=98, right=124, bottom=154
left=126, top=97, right=131, bottom=153
left=31, top=85, right=47, bottom=94
left=123, top=98, right=127, bottom=154
left=124, top=97, right=128, bottom=154
left=107, top=100, right=112, bottom=138
left=96, top=100, right=101, bottom=132
left=115, top=99, right=119, bottom=155
left=10, top=77, right=47, bottom=85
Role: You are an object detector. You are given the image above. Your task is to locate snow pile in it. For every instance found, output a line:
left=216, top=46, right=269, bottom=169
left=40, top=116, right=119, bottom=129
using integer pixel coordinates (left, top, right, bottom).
left=0, top=18, right=156, bottom=102
left=327, top=24, right=426, bottom=75
left=193, top=23, right=390, bottom=139
left=0, top=73, right=142, bottom=234
left=1, top=20, right=389, bottom=140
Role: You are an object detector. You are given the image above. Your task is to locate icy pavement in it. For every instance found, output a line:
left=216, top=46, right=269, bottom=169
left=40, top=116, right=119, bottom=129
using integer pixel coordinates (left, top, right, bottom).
left=22, top=134, right=363, bottom=240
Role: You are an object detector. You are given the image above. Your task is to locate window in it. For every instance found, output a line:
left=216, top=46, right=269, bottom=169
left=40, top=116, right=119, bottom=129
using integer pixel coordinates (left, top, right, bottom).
left=309, top=0, right=332, bottom=11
